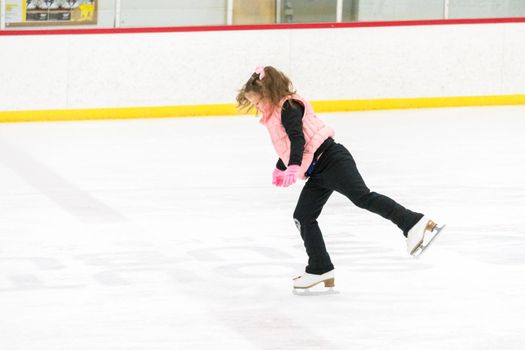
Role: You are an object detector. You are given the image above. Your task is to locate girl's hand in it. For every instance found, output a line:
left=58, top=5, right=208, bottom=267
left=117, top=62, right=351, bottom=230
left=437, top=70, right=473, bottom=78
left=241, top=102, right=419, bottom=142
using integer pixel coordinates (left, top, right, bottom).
left=272, top=168, right=285, bottom=186
left=280, top=165, right=301, bottom=187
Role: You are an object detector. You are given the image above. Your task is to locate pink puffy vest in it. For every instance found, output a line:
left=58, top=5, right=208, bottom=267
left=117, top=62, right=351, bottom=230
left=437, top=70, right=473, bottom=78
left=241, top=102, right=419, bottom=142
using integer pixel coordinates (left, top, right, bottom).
left=259, top=94, right=335, bottom=180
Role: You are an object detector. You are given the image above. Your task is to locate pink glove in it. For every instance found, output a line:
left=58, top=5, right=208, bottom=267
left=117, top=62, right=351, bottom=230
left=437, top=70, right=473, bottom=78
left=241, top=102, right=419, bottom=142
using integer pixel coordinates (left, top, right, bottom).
left=272, top=168, right=285, bottom=186
left=280, top=165, right=301, bottom=187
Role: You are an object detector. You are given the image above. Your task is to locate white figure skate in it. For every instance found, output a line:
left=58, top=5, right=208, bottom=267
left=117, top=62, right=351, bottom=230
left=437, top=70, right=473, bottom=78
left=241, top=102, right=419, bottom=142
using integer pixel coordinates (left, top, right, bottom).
left=292, top=270, right=339, bottom=296
left=407, top=216, right=446, bottom=257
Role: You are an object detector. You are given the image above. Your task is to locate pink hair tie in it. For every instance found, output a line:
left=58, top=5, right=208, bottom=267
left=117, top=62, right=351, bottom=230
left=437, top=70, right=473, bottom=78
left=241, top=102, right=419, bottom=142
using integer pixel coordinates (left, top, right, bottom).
left=254, top=66, right=266, bottom=80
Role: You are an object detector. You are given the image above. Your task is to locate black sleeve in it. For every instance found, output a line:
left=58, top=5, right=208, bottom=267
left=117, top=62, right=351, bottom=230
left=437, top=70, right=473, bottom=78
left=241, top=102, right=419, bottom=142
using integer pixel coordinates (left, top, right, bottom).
left=281, top=100, right=305, bottom=167
left=276, top=158, right=287, bottom=171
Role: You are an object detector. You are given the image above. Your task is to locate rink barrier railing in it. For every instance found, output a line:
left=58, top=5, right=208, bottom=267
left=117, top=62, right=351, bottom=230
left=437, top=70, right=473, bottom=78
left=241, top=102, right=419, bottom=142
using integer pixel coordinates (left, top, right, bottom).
left=1, top=94, right=525, bottom=123
left=1, top=17, right=525, bottom=36
left=2, top=17, right=525, bottom=122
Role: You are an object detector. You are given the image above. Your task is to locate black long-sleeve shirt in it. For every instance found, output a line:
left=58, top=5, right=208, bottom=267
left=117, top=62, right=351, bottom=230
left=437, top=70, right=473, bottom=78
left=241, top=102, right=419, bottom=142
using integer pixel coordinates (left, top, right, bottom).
left=276, top=99, right=334, bottom=171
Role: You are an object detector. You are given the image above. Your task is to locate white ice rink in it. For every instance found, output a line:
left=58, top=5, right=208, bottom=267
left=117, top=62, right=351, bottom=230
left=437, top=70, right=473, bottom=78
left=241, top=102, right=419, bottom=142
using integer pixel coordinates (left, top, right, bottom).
left=1, top=106, right=524, bottom=350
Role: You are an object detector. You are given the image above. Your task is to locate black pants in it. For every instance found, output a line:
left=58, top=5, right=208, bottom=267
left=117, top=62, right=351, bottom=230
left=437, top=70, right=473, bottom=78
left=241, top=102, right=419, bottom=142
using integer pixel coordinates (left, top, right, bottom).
left=293, top=142, right=423, bottom=274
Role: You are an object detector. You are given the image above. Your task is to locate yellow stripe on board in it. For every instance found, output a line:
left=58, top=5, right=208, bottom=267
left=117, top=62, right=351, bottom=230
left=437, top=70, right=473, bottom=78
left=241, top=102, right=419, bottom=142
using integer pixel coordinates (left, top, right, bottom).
left=0, top=104, right=241, bottom=123
left=1, top=95, right=525, bottom=123
left=311, top=94, right=525, bottom=112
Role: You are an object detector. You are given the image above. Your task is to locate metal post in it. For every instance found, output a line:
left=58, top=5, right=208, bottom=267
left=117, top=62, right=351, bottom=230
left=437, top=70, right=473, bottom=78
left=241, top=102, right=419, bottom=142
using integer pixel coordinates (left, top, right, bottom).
left=276, top=0, right=281, bottom=24
left=0, top=0, right=6, bottom=30
left=336, top=0, right=343, bottom=22
left=443, top=0, right=450, bottom=19
left=114, top=0, right=121, bottom=28
left=226, top=0, right=233, bottom=25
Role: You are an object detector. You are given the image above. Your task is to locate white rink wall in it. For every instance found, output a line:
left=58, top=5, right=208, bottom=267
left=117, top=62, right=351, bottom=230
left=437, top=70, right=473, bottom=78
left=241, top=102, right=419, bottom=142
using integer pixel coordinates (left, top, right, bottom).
left=1, top=22, right=525, bottom=112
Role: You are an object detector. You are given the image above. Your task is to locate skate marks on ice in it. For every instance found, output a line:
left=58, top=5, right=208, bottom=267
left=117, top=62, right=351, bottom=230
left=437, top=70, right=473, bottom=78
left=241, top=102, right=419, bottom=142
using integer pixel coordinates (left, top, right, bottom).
left=0, top=250, right=187, bottom=292
left=214, top=306, right=347, bottom=350
left=294, top=231, right=434, bottom=273
left=292, top=286, right=340, bottom=296
left=0, top=138, right=127, bottom=224
left=0, top=257, right=85, bottom=292
left=2, top=109, right=524, bottom=349
left=0, top=236, right=303, bottom=292
left=179, top=244, right=347, bottom=350
left=0, top=241, right=347, bottom=349
left=436, top=225, right=525, bottom=266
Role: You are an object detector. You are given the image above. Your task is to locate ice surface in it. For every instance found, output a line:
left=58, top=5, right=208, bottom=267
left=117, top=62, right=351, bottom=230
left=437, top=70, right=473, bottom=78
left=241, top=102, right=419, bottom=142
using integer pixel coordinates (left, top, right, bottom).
left=1, top=106, right=524, bottom=350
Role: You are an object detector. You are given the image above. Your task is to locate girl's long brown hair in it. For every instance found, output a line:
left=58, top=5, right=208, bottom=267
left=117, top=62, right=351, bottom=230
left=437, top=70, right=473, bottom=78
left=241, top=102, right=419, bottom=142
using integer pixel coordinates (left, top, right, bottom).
left=236, top=66, right=296, bottom=112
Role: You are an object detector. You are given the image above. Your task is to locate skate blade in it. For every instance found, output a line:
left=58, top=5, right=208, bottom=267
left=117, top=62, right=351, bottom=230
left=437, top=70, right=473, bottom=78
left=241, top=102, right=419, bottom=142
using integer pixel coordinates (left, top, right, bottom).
left=292, top=287, right=340, bottom=296
left=412, top=224, right=446, bottom=258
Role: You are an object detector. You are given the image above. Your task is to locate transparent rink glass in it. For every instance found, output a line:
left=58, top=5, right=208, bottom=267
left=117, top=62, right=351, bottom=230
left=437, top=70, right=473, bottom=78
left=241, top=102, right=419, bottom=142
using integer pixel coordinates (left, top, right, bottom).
left=118, top=0, right=228, bottom=28
left=3, top=0, right=525, bottom=31
left=448, top=0, right=525, bottom=19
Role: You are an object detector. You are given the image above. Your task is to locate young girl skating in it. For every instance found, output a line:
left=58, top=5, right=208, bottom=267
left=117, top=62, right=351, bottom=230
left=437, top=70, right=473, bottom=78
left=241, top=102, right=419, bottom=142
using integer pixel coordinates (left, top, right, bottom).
left=236, top=66, right=444, bottom=292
